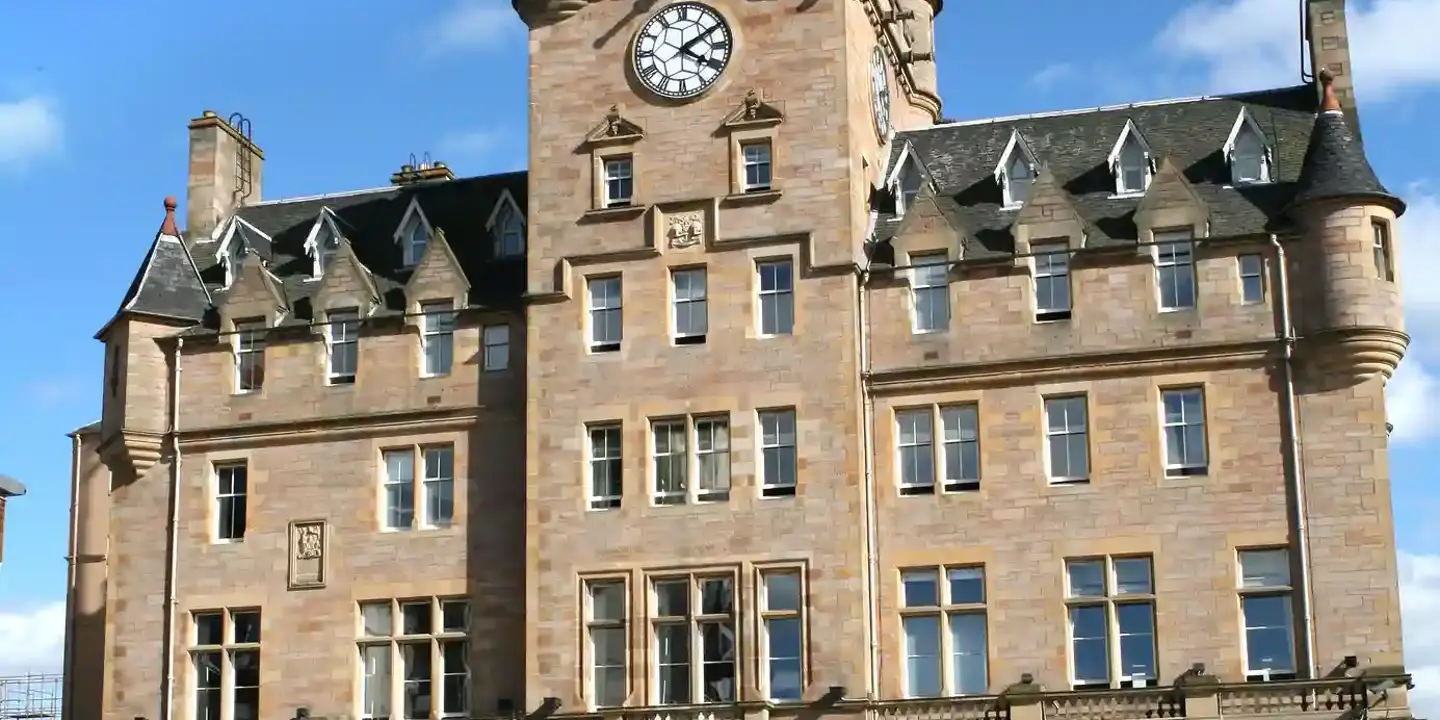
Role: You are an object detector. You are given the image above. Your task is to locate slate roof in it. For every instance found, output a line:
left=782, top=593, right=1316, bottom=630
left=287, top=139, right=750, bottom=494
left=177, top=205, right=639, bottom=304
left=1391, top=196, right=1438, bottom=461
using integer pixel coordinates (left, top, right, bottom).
left=872, top=84, right=1358, bottom=262
left=1290, top=108, right=1404, bottom=213
left=0, top=473, right=26, bottom=497
left=103, top=172, right=528, bottom=336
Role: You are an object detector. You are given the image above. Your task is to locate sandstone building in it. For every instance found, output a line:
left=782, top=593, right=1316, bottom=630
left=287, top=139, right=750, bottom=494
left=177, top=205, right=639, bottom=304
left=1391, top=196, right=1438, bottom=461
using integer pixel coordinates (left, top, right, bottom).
left=62, top=0, right=1417, bottom=719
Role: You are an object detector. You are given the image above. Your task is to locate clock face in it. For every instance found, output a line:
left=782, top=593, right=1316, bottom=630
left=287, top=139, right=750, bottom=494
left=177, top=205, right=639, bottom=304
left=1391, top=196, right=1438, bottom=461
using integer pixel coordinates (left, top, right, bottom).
left=870, top=46, right=891, bottom=137
left=633, top=2, right=733, bottom=100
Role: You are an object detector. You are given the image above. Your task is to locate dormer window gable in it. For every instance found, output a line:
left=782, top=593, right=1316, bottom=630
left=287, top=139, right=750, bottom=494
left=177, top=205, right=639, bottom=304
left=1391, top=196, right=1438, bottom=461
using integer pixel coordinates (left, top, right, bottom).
left=1107, top=119, right=1156, bottom=196
left=394, top=197, right=434, bottom=267
left=884, top=141, right=933, bottom=216
left=304, top=208, right=344, bottom=279
left=994, top=130, right=1039, bottom=209
left=214, top=216, right=271, bottom=288
left=484, top=189, right=527, bottom=258
left=1223, top=107, right=1274, bottom=186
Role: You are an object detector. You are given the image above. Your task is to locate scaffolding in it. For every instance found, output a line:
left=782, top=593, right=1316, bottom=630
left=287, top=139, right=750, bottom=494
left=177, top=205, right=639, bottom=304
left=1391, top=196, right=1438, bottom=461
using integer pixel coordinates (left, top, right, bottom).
left=0, top=674, right=61, bottom=720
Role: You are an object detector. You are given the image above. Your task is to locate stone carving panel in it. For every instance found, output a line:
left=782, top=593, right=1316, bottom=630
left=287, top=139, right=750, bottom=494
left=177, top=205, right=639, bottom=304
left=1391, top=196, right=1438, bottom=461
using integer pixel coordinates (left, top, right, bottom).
left=667, top=212, right=705, bottom=250
left=288, top=519, right=328, bottom=590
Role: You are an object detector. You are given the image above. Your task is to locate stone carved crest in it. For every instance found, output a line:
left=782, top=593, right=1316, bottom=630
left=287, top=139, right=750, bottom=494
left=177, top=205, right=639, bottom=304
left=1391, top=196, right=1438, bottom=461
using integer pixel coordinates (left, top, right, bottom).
left=667, top=213, right=705, bottom=249
left=296, top=524, right=323, bottom=560
left=288, top=519, right=327, bottom=590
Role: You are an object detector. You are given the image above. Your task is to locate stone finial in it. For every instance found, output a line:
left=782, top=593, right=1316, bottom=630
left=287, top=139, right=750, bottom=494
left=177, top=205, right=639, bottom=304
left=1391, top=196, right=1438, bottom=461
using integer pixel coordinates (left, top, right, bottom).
left=159, top=196, right=180, bottom=236
left=605, top=105, right=624, bottom=136
left=742, top=90, right=761, bottom=120
left=1319, top=68, right=1341, bottom=112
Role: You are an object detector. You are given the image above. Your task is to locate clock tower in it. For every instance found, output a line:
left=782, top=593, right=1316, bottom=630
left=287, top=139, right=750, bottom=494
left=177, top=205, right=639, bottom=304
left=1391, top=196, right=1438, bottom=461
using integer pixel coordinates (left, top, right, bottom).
left=514, top=0, right=943, bottom=709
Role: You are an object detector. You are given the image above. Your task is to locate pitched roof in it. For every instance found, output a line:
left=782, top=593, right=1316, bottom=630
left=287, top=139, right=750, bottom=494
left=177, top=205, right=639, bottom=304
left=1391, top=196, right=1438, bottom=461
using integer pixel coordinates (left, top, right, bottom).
left=874, top=84, right=1325, bottom=260
left=99, top=203, right=212, bottom=337
left=177, top=172, right=528, bottom=332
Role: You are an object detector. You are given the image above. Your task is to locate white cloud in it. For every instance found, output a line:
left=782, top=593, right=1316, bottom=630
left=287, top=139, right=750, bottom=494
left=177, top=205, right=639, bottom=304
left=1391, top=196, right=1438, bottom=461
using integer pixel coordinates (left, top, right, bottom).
left=1156, top=0, right=1440, bottom=101
left=0, top=96, right=62, bottom=174
left=1386, top=186, right=1440, bottom=444
left=1030, top=63, right=1073, bottom=91
left=0, top=600, right=65, bottom=675
left=1400, top=552, right=1440, bottom=717
left=427, top=0, right=525, bottom=55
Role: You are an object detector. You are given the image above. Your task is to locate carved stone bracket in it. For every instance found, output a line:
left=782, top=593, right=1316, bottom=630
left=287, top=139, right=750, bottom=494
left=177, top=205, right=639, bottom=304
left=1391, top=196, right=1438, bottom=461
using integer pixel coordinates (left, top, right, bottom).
left=288, top=519, right=328, bottom=590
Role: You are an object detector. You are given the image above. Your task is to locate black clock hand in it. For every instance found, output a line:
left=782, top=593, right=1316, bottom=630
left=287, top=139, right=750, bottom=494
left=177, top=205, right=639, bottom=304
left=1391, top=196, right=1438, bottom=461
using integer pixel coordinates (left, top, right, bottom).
left=679, top=25, right=719, bottom=55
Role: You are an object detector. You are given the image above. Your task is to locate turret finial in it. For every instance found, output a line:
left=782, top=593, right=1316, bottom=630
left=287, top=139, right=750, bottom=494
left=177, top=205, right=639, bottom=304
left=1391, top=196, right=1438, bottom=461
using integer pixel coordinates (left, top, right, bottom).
left=1318, top=68, right=1341, bottom=113
left=160, top=196, right=180, bottom=236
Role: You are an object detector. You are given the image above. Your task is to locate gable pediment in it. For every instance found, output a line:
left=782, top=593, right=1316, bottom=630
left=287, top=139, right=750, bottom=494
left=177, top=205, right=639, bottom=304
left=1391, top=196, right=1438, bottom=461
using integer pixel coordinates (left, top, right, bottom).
left=720, top=90, right=784, bottom=130
left=221, top=254, right=288, bottom=324
left=889, top=186, right=968, bottom=260
left=313, top=237, right=380, bottom=314
left=1135, top=156, right=1210, bottom=231
left=583, top=104, right=645, bottom=147
left=1012, top=166, right=1090, bottom=252
left=404, top=228, right=471, bottom=312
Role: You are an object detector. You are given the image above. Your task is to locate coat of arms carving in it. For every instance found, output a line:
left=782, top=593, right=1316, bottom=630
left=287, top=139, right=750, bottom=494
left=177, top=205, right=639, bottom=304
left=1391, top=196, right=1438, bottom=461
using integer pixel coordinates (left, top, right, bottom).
left=667, top=213, right=705, bottom=249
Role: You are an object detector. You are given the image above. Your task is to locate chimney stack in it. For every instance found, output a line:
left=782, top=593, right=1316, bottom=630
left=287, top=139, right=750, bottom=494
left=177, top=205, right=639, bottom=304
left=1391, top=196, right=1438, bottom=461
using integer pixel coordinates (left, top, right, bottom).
left=1306, top=0, right=1361, bottom=137
left=391, top=160, right=455, bottom=186
left=186, top=110, right=264, bottom=240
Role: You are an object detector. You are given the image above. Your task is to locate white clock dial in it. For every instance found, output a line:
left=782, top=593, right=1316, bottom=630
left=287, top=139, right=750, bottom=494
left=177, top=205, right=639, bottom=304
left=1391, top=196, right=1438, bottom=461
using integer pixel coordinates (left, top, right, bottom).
left=633, top=2, right=733, bottom=100
left=870, top=46, right=891, bottom=137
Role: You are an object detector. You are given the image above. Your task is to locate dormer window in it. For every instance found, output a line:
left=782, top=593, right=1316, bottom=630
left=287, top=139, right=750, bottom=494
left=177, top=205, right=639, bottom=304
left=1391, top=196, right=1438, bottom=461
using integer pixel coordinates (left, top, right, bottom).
left=309, top=213, right=341, bottom=279
left=995, top=130, right=1038, bottom=209
left=223, top=240, right=245, bottom=287
left=395, top=198, right=434, bottom=267
left=898, top=161, right=923, bottom=214
left=1224, top=108, right=1273, bottom=186
left=492, top=202, right=525, bottom=258
left=1108, top=120, right=1154, bottom=196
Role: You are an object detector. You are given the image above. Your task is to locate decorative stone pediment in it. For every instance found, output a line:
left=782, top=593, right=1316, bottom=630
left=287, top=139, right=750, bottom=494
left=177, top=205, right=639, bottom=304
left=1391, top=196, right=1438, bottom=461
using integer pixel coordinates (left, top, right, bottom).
left=404, top=228, right=471, bottom=314
left=720, top=90, right=784, bottom=130
left=1012, top=166, right=1090, bottom=254
left=220, top=253, right=289, bottom=324
left=1135, top=156, right=1210, bottom=235
left=313, top=236, right=379, bottom=315
left=890, top=184, right=968, bottom=261
left=583, top=105, right=645, bottom=147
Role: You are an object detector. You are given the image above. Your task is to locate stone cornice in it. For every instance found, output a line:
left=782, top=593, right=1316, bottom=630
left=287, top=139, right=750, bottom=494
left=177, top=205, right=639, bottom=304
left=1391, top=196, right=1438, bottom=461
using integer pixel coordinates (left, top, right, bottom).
left=177, top=406, right=495, bottom=450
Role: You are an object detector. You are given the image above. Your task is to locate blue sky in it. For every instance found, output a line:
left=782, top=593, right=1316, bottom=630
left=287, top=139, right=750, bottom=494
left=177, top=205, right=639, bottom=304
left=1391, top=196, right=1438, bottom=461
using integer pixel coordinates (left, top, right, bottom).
left=1, top=0, right=1437, bottom=708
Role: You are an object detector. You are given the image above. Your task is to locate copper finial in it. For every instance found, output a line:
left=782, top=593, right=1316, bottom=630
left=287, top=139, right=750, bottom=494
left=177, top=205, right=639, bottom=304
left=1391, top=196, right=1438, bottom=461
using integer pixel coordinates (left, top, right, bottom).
left=160, top=196, right=180, bottom=236
left=1318, top=68, right=1341, bottom=112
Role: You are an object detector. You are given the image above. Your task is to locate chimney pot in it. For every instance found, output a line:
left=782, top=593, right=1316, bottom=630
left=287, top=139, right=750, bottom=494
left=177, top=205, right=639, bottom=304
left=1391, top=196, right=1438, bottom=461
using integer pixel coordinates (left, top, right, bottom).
left=202, top=110, right=218, bottom=118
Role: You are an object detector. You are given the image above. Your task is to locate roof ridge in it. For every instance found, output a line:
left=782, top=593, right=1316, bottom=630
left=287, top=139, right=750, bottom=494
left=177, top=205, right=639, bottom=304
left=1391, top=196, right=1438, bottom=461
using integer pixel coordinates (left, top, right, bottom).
left=249, top=170, right=527, bottom=208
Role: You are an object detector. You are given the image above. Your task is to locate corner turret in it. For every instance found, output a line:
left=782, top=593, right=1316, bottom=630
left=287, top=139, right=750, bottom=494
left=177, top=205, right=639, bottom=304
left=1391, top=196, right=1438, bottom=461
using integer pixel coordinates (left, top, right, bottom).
left=1287, top=71, right=1408, bottom=384
left=96, top=197, right=210, bottom=482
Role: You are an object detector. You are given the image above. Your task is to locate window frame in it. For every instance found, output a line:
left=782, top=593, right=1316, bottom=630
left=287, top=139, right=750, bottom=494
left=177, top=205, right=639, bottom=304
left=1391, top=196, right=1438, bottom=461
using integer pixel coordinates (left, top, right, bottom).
left=380, top=444, right=456, bottom=531
left=1063, top=556, right=1158, bottom=689
left=325, top=308, right=361, bottom=385
left=482, top=323, right=510, bottom=373
left=1229, top=127, right=1271, bottom=185
left=587, top=275, right=624, bottom=353
left=648, top=572, right=740, bottom=706
left=1002, top=152, right=1033, bottom=209
left=584, top=578, right=630, bottom=710
left=232, top=319, right=266, bottom=394
left=909, top=253, right=950, bottom=334
left=898, top=565, right=989, bottom=698
left=402, top=215, right=430, bottom=267
left=756, top=259, right=795, bottom=337
left=356, top=597, right=472, bottom=720
left=1031, top=243, right=1073, bottom=322
left=587, top=423, right=624, bottom=510
left=1043, top=395, right=1090, bottom=484
left=1153, top=230, right=1197, bottom=312
left=190, top=608, right=262, bottom=720
left=1160, top=387, right=1209, bottom=477
left=741, top=140, right=773, bottom=192
left=602, top=155, right=635, bottom=208
left=1114, top=136, right=1151, bottom=196
left=1372, top=220, right=1395, bottom=282
left=494, top=203, right=526, bottom=258
left=651, top=415, right=731, bottom=505
left=1238, top=254, right=1266, bottom=305
left=1237, top=548, right=1298, bottom=681
left=758, top=567, right=807, bottom=702
left=213, top=461, right=248, bottom=543
left=419, top=301, right=457, bottom=378
left=895, top=404, right=981, bottom=495
left=758, top=409, right=798, bottom=498
left=671, top=267, right=709, bottom=344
